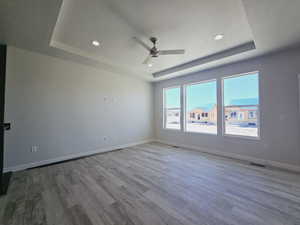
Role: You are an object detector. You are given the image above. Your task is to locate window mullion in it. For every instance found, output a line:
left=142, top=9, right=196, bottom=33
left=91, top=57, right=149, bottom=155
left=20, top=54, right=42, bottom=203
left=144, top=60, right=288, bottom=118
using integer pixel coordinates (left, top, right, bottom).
left=181, top=85, right=185, bottom=132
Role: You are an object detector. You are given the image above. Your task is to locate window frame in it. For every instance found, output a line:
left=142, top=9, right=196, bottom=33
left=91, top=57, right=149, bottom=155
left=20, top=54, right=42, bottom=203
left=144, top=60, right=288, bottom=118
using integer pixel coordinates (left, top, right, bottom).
left=162, top=71, right=261, bottom=141
left=221, top=71, right=261, bottom=140
left=183, top=79, right=218, bottom=135
left=163, top=85, right=182, bottom=131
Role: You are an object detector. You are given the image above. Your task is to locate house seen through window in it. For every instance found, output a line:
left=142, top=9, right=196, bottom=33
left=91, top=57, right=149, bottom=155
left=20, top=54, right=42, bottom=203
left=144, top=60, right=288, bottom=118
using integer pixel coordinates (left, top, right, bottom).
left=223, top=72, right=259, bottom=137
left=185, top=80, right=217, bottom=134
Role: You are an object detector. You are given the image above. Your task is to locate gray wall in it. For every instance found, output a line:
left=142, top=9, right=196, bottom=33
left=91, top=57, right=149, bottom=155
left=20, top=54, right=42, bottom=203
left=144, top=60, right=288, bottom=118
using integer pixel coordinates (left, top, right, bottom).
left=299, top=74, right=300, bottom=115
left=4, top=47, right=154, bottom=169
left=154, top=47, right=300, bottom=167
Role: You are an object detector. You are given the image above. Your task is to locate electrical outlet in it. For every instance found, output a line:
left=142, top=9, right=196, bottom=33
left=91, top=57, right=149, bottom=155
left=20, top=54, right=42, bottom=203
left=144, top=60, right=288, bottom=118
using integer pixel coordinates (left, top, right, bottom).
left=31, top=146, right=38, bottom=153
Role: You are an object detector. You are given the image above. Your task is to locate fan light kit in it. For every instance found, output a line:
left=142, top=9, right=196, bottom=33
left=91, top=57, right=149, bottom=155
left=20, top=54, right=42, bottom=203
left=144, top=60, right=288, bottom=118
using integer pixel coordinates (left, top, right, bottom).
left=214, top=34, right=224, bottom=41
left=134, top=37, right=186, bottom=66
left=92, top=40, right=100, bottom=46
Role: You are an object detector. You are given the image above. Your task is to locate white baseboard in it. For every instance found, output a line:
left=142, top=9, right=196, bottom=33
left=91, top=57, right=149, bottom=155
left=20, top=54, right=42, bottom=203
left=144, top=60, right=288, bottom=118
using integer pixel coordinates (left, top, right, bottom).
left=3, top=139, right=155, bottom=173
left=155, top=139, right=300, bottom=173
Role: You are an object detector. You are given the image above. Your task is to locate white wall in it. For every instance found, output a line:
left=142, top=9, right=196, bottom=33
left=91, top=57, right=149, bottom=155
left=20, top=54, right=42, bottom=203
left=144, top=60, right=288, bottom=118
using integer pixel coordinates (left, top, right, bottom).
left=154, top=47, right=300, bottom=168
left=4, top=47, right=154, bottom=170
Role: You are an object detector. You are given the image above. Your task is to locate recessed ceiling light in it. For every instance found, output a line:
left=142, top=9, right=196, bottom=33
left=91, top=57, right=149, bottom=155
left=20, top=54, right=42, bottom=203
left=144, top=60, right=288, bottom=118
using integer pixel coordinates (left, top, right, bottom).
left=148, top=63, right=153, bottom=67
left=92, top=40, right=100, bottom=46
left=214, top=34, right=224, bottom=41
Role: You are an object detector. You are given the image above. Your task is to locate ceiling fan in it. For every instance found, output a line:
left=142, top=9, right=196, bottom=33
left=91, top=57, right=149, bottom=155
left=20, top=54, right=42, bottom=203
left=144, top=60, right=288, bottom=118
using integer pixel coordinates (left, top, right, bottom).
left=134, top=37, right=185, bottom=66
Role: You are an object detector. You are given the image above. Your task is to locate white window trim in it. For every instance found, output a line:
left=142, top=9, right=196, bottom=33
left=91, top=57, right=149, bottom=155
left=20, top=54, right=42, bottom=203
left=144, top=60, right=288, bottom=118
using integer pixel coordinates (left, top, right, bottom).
left=221, top=71, right=261, bottom=140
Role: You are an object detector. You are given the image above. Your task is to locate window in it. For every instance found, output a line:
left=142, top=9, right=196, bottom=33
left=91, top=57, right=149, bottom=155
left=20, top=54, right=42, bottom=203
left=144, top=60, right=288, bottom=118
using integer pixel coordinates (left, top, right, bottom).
left=223, top=72, right=259, bottom=138
left=164, top=87, right=181, bottom=130
left=185, top=80, right=217, bottom=134
left=248, top=111, right=256, bottom=119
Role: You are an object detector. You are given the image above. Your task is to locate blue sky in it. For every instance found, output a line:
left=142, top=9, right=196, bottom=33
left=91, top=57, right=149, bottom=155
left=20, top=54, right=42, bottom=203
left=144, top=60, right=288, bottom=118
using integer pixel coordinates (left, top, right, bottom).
left=165, top=87, right=181, bottom=108
left=186, top=81, right=217, bottom=111
left=223, top=73, right=259, bottom=106
left=165, top=73, right=259, bottom=110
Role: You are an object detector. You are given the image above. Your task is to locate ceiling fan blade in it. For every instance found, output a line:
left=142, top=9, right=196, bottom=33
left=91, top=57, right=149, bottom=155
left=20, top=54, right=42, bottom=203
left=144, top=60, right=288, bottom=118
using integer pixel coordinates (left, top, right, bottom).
left=159, top=49, right=185, bottom=55
left=133, top=37, right=151, bottom=51
left=142, top=55, right=152, bottom=64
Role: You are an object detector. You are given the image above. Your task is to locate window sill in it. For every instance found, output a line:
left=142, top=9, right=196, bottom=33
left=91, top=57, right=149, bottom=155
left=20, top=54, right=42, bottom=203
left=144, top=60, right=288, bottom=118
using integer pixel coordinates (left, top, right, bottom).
left=162, top=127, right=182, bottom=132
left=184, top=131, right=218, bottom=136
left=223, top=133, right=260, bottom=140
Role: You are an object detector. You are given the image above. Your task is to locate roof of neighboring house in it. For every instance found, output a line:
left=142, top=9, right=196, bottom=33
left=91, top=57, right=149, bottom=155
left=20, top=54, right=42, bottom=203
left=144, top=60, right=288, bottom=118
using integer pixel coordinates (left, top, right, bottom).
left=189, top=103, right=216, bottom=113
left=227, top=107, right=257, bottom=111
left=229, top=98, right=258, bottom=106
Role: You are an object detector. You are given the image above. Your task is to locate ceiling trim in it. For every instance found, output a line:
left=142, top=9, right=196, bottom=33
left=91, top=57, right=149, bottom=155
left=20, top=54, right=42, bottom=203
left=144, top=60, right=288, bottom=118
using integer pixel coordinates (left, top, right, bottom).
left=50, top=40, right=111, bottom=64
left=153, top=41, right=256, bottom=78
left=50, top=40, right=151, bottom=80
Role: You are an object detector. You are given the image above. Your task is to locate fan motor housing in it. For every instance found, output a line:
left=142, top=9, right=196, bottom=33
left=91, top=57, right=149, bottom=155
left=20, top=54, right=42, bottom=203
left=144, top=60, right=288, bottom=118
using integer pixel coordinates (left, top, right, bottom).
left=151, top=48, right=159, bottom=57
left=150, top=37, right=159, bottom=57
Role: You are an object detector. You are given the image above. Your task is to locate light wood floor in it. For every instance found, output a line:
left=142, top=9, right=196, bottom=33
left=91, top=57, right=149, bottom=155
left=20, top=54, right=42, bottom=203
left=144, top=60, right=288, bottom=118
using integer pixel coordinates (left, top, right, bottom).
left=1, top=142, right=300, bottom=225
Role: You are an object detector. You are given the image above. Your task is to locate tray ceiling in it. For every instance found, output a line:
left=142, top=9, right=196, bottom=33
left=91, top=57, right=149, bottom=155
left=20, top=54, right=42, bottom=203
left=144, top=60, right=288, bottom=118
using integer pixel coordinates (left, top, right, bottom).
left=1, top=0, right=300, bottom=81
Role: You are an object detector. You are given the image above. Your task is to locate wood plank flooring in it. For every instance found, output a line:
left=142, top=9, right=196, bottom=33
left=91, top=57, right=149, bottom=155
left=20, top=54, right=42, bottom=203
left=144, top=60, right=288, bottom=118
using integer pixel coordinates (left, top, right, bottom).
left=1, top=142, right=300, bottom=225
